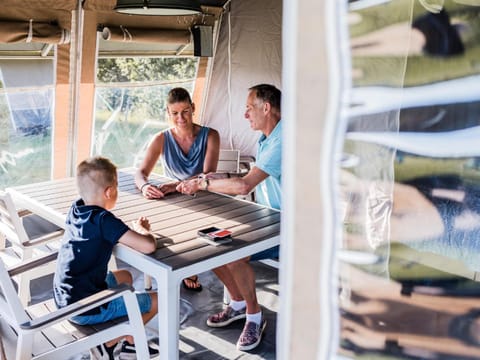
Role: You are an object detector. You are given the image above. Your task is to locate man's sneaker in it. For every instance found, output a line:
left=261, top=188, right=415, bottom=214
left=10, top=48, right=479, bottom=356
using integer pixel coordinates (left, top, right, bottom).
left=119, top=341, right=159, bottom=359
left=90, top=343, right=116, bottom=360
left=206, top=305, right=246, bottom=327
left=236, top=319, right=267, bottom=351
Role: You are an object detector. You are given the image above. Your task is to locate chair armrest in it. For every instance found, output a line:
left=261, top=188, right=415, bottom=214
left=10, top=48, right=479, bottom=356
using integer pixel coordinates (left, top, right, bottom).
left=17, top=209, right=33, bottom=217
left=20, top=283, right=135, bottom=331
left=239, top=155, right=256, bottom=172
left=8, top=251, right=59, bottom=277
left=25, top=229, right=64, bottom=247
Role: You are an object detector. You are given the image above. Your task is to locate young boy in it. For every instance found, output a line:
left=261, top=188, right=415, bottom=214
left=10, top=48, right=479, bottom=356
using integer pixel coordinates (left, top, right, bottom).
left=53, top=156, right=158, bottom=360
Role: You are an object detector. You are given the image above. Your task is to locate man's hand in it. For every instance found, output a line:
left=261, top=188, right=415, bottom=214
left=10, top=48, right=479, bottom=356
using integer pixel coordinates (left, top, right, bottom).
left=176, top=178, right=201, bottom=195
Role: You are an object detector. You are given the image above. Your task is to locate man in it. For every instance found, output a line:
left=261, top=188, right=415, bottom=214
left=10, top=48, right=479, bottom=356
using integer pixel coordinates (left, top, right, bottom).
left=177, top=83, right=281, bottom=351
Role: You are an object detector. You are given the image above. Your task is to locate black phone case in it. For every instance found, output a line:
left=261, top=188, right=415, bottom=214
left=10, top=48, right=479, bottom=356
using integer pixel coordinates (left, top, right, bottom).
left=198, top=227, right=220, bottom=237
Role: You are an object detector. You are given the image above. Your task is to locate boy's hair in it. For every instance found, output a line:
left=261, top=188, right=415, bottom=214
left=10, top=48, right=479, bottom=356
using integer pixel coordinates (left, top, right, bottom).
left=76, top=156, right=117, bottom=201
left=249, top=84, right=281, bottom=112
left=167, top=87, right=192, bottom=105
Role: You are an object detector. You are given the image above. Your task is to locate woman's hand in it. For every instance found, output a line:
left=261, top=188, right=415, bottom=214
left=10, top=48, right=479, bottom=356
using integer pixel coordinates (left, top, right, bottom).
left=157, top=182, right=179, bottom=196
left=141, top=183, right=166, bottom=199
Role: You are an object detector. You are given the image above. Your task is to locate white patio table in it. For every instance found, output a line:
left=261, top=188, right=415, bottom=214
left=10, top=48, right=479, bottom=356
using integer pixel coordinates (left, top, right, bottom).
left=7, top=168, right=281, bottom=360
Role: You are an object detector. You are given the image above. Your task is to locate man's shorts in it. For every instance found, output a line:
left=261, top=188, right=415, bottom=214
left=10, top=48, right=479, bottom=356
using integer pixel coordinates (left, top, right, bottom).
left=250, top=245, right=280, bottom=262
left=70, top=271, right=152, bottom=326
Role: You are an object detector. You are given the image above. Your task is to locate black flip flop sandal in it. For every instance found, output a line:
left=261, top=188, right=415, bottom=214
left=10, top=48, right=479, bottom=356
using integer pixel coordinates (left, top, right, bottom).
left=182, top=275, right=203, bottom=292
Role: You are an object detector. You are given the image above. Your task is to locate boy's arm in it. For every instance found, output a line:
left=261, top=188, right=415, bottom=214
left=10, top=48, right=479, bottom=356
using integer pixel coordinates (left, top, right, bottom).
left=118, top=229, right=156, bottom=254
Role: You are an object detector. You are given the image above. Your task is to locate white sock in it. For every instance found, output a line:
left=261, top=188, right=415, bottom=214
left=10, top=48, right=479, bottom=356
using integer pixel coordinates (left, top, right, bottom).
left=229, top=299, right=246, bottom=311
left=246, top=311, right=262, bottom=325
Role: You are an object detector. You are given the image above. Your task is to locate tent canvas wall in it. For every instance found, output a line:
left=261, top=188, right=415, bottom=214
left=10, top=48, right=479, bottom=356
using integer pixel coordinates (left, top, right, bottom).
left=202, top=0, right=282, bottom=157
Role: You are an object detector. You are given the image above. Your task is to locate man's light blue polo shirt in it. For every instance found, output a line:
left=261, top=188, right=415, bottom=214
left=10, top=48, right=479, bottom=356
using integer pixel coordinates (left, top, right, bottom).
left=255, top=121, right=282, bottom=210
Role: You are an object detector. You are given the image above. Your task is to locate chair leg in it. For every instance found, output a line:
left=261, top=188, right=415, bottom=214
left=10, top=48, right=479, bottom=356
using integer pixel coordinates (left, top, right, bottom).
left=144, top=274, right=152, bottom=290
left=18, top=249, right=32, bottom=306
left=0, top=233, right=6, bottom=250
left=16, top=333, right=34, bottom=360
left=124, top=291, right=150, bottom=360
left=17, top=275, right=30, bottom=307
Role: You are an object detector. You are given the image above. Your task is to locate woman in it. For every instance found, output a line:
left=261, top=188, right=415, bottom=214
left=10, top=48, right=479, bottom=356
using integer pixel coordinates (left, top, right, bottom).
left=135, top=87, right=220, bottom=291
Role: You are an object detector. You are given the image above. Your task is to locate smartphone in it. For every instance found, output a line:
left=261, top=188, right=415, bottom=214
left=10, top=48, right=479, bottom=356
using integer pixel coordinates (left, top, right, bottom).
left=197, top=226, right=232, bottom=246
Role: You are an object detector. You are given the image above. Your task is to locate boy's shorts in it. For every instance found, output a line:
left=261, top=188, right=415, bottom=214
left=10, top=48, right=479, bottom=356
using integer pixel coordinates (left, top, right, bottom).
left=71, top=271, right=152, bottom=326
left=250, top=245, right=280, bottom=261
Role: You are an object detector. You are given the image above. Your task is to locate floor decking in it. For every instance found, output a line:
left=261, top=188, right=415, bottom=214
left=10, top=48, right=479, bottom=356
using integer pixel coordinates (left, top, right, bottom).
left=24, top=259, right=278, bottom=360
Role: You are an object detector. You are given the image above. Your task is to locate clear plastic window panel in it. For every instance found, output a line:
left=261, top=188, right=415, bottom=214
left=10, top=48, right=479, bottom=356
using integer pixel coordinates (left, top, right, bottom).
left=93, top=57, right=199, bottom=171
left=338, top=0, right=480, bottom=359
left=0, top=85, right=54, bottom=189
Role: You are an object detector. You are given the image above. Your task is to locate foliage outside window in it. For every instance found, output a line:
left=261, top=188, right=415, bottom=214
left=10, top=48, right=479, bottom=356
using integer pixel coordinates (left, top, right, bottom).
left=0, top=61, right=54, bottom=190
left=93, top=57, right=199, bottom=171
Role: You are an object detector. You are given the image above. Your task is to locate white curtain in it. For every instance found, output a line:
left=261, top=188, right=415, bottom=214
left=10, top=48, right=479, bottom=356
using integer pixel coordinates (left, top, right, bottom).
left=202, top=0, right=282, bottom=157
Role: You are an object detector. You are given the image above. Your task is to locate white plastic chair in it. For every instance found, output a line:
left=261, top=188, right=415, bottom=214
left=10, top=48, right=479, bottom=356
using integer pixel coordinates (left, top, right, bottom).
left=217, top=149, right=241, bottom=173
left=0, top=253, right=149, bottom=360
left=218, top=150, right=256, bottom=201
left=0, top=191, right=63, bottom=305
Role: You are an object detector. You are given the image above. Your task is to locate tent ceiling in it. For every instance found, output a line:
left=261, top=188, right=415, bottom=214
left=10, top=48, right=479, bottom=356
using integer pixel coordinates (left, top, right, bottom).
left=0, top=0, right=228, bottom=11
left=94, top=5, right=223, bottom=57
left=83, top=0, right=228, bottom=11
left=0, top=0, right=227, bottom=57
left=0, top=0, right=77, bottom=11
left=0, top=7, right=73, bottom=30
left=95, top=6, right=222, bottom=31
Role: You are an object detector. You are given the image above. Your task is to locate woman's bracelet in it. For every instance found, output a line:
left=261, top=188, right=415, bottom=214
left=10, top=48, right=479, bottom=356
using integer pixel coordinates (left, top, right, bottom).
left=140, top=182, right=151, bottom=193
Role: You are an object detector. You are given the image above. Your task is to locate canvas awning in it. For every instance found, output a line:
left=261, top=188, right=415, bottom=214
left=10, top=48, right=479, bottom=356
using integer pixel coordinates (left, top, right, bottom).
left=100, top=25, right=190, bottom=44
left=0, top=20, right=70, bottom=44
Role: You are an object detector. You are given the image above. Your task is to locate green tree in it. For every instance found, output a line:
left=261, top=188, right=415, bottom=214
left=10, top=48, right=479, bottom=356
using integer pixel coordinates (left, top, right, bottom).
left=97, top=57, right=197, bottom=83
left=97, top=57, right=198, bottom=118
